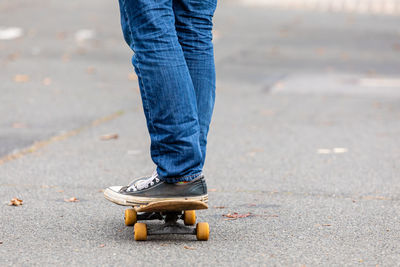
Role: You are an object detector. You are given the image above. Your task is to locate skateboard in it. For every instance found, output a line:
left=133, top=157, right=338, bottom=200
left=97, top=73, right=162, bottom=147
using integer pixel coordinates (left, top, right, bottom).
left=123, top=199, right=209, bottom=241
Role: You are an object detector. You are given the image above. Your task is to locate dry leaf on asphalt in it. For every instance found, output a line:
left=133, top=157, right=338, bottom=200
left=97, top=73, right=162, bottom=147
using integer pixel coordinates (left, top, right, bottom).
left=64, top=197, right=79, bottom=202
left=7, top=52, right=20, bottom=61
left=100, top=133, right=119, bottom=141
left=183, top=246, right=196, bottom=250
left=223, top=212, right=252, bottom=220
left=128, top=73, right=137, bottom=81
left=56, top=32, right=67, bottom=40
left=87, top=66, right=96, bottom=74
left=8, top=198, right=23, bottom=206
left=43, top=77, right=52, bottom=86
left=62, top=53, right=70, bottom=62
left=12, top=122, right=26, bottom=129
left=213, top=206, right=225, bottom=209
left=14, top=74, right=29, bottom=83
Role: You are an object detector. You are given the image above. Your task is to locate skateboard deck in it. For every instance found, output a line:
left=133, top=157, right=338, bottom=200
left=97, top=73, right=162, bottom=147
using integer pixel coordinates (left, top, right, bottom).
left=134, top=199, right=208, bottom=213
left=122, top=199, right=210, bottom=241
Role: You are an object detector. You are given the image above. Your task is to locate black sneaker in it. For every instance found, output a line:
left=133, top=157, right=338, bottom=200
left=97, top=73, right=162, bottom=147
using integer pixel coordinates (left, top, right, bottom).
left=104, top=171, right=208, bottom=206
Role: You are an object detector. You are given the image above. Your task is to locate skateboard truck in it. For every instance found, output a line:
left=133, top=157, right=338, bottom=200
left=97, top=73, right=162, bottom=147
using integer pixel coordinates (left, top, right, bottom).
left=146, top=212, right=197, bottom=236
left=124, top=201, right=210, bottom=241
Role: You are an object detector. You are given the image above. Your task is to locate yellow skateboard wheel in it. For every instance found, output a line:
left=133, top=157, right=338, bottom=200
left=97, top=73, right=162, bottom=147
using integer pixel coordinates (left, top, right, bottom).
left=196, top=222, right=209, bottom=241
left=124, top=209, right=137, bottom=226
left=183, top=210, right=196, bottom=225
left=134, top=223, right=147, bottom=241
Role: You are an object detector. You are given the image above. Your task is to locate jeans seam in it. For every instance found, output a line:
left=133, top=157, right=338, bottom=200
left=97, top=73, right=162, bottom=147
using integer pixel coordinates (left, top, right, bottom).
left=120, top=0, right=156, bottom=138
left=121, top=0, right=165, bottom=170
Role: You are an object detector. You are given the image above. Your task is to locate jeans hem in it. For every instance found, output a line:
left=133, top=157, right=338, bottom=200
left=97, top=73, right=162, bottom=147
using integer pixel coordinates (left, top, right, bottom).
left=160, top=172, right=203, bottom=183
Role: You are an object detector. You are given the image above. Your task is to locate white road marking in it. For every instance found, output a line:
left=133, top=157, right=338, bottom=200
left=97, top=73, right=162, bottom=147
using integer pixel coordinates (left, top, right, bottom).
left=359, top=78, right=400, bottom=87
left=0, top=27, right=23, bottom=40
left=240, top=0, right=400, bottom=15
left=74, top=29, right=95, bottom=43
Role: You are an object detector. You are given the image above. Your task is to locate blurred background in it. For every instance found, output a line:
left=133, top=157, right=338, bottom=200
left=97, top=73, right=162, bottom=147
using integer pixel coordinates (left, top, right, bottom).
left=1, top=0, right=400, bottom=158
left=1, top=0, right=400, bottom=265
left=1, top=0, right=400, bottom=157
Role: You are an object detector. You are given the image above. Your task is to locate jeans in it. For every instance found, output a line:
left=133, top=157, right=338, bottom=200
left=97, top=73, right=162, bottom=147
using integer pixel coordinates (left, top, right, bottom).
left=118, top=0, right=217, bottom=182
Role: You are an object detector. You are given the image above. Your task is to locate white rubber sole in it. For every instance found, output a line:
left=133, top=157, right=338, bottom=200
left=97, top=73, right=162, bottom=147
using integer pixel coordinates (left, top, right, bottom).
left=103, top=187, right=208, bottom=206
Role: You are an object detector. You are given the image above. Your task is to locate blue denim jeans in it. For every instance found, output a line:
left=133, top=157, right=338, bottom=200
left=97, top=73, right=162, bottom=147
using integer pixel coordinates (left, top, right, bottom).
left=118, top=0, right=217, bottom=182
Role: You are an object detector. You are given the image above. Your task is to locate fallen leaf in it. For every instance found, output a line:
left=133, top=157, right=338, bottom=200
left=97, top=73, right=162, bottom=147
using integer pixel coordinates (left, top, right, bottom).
left=98, top=189, right=105, bottom=193
left=12, top=122, right=26, bottom=129
left=62, top=53, right=70, bottom=62
left=0, top=241, right=3, bottom=244
left=128, top=73, right=137, bottom=81
left=7, top=53, right=20, bottom=61
left=99, top=244, right=105, bottom=248
left=100, top=133, right=119, bottom=140
left=8, top=198, right=23, bottom=206
left=322, top=224, right=331, bottom=227
left=259, top=109, right=275, bottom=116
left=316, top=47, right=325, bottom=55
left=273, top=81, right=284, bottom=89
left=56, top=32, right=67, bottom=40
left=223, top=212, right=252, bottom=220
left=183, top=246, right=196, bottom=250
left=76, top=47, right=87, bottom=55
left=87, top=66, right=96, bottom=74
left=213, top=206, right=225, bottom=209
left=64, top=197, right=79, bottom=202
left=14, top=74, right=29, bottom=83
left=43, top=77, right=52, bottom=86
left=340, top=52, right=349, bottom=60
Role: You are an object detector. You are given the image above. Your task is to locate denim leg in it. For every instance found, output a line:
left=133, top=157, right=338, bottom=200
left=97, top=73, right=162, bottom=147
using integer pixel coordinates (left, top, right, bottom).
left=118, top=0, right=203, bottom=182
left=173, top=0, right=217, bottom=168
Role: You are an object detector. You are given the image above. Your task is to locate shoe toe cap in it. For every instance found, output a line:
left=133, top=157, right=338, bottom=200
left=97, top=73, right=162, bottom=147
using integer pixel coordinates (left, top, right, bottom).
left=107, top=186, right=123, bottom=193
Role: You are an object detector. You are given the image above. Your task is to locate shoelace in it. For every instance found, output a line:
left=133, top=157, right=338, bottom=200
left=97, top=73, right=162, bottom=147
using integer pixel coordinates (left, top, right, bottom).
left=127, top=170, right=160, bottom=192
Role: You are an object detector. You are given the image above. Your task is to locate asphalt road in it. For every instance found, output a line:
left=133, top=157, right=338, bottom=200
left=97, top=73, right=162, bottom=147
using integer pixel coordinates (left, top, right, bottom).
left=1, top=0, right=400, bottom=266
